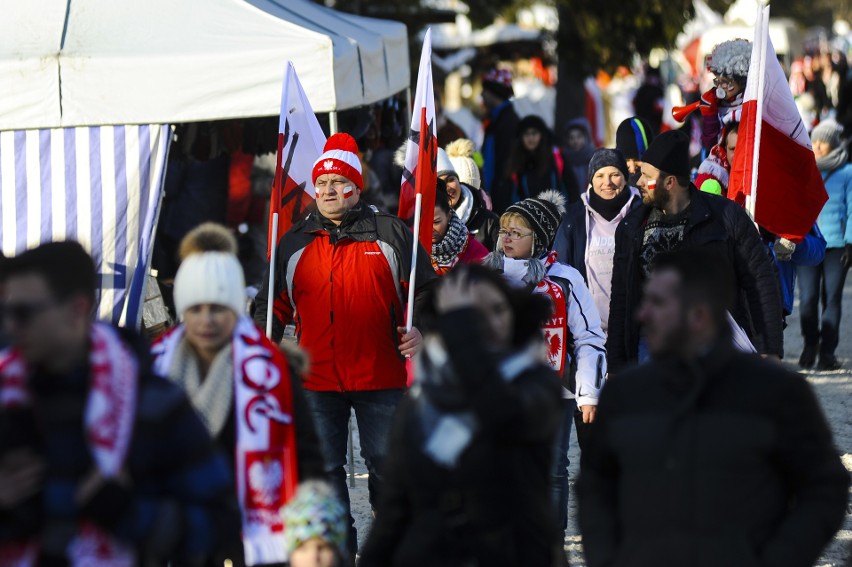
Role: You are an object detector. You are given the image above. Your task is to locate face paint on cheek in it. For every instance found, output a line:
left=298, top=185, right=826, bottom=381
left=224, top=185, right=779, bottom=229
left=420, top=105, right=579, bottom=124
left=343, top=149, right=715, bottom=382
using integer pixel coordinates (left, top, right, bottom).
left=648, top=178, right=657, bottom=193
left=343, top=185, right=354, bottom=197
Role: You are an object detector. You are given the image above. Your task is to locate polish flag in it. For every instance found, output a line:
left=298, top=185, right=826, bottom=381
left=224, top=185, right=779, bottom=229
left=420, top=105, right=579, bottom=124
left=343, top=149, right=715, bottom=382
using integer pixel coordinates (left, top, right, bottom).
left=398, top=28, right=438, bottom=254
left=268, top=62, right=326, bottom=257
left=728, top=3, right=827, bottom=242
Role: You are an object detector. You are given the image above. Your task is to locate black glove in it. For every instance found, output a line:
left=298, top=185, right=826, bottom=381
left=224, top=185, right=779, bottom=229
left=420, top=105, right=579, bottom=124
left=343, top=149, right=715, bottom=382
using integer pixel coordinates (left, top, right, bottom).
left=842, top=244, right=852, bottom=271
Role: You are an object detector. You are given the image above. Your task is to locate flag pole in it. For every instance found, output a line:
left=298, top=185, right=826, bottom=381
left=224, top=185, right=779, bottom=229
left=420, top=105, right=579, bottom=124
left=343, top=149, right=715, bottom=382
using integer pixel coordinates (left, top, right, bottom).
left=405, top=193, right=423, bottom=333
left=266, top=212, right=279, bottom=339
left=746, top=3, right=770, bottom=218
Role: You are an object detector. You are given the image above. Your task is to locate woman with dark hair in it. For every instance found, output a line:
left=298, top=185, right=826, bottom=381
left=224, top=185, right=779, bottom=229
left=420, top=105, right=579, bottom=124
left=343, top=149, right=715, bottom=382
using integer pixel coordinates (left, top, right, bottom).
left=359, top=264, right=564, bottom=567
left=499, top=115, right=577, bottom=213
left=431, top=179, right=489, bottom=275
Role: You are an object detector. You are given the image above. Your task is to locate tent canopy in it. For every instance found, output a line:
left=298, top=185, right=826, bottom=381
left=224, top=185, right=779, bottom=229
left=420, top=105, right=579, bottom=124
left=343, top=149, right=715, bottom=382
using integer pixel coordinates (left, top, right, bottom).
left=0, top=0, right=409, bottom=130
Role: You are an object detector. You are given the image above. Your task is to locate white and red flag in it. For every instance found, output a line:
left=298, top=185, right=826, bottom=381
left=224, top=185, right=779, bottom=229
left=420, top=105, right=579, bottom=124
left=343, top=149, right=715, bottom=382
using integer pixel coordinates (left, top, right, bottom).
left=268, top=61, right=326, bottom=257
left=398, top=28, right=438, bottom=254
left=728, top=3, right=827, bottom=242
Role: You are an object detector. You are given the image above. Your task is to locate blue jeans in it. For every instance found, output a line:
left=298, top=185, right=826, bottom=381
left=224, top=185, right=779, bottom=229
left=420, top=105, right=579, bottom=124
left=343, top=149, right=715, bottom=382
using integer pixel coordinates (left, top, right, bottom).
left=798, top=248, right=849, bottom=356
left=552, top=398, right=577, bottom=533
left=302, top=388, right=405, bottom=553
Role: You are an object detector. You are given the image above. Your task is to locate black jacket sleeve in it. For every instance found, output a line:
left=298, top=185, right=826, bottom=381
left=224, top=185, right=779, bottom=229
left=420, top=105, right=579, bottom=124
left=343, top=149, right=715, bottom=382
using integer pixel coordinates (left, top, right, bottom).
left=758, top=372, right=850, bottom=567
left=726, top=205, right=784, bottom=356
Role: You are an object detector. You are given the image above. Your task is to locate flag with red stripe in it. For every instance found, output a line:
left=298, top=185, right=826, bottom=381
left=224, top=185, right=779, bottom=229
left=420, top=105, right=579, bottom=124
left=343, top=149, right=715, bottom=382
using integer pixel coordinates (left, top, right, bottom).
left=268, top=62, right=326, bottom=257
left=398, top=29, right=438, bottom=253
left=728, top=3, right=827, bottom=242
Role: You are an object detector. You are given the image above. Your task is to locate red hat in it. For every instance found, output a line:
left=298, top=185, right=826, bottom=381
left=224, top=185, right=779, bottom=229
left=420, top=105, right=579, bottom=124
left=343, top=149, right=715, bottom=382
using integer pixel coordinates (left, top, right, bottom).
left=312, top=133, right=364, bottom=190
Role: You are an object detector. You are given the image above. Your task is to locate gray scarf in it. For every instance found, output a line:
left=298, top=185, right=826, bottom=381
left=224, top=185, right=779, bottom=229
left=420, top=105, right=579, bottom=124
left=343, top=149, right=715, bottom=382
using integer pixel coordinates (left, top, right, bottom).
left=168, top=339, right=234, bottom=436
left=816, top=145, right=849, bottom=175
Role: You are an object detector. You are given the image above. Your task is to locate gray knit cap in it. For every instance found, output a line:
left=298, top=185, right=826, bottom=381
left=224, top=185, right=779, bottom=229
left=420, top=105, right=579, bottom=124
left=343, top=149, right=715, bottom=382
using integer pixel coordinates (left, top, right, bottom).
left=587, top=148, right=629, bottom=187
left=811, top=119, right=844, bottom=150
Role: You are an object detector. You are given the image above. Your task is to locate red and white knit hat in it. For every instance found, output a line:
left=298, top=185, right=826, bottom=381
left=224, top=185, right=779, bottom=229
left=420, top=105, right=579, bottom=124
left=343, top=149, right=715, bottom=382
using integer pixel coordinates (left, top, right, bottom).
left=312, top=133, right=363, bottom=191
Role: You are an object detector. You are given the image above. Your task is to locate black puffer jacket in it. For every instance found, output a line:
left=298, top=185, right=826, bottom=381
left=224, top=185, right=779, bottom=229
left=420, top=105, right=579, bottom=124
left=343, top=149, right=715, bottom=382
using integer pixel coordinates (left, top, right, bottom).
left=606, top=187, right=783, bottom=373
left=359, top=309, right=563, bottom=567
left=578, top=340, right=849, bottom=567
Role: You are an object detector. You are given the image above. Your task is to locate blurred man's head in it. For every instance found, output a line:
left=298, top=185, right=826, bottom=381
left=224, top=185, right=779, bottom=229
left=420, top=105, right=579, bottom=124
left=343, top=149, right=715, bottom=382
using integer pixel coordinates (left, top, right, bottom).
left=637, top=249, right=735, bottom=359
left=3, top=241, right=96, bottom=370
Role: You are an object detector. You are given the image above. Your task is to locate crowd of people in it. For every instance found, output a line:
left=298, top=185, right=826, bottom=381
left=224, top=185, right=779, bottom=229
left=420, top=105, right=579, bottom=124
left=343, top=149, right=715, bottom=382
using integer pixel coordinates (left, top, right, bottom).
left=0, top=34, right=851, bottom=567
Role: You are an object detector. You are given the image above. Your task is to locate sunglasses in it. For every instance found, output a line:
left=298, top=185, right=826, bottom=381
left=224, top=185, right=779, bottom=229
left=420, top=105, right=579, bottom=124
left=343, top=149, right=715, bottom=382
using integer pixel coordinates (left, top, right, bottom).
left=1, top=300, right=58, bottom=326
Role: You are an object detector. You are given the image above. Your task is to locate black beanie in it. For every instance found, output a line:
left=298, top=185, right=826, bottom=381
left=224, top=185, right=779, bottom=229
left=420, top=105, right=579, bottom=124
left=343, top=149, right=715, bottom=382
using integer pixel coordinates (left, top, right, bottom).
left=615, top=117, right=654, bottom=160
left=587, top=148, right=629, bottom=187
left=640, top=130, right=691, bottom=178
left=505, top=190, right=567, bottom=256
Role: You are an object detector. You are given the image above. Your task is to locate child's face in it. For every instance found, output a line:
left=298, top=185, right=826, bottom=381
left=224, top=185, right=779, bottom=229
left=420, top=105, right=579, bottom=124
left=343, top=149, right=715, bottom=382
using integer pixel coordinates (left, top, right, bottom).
left=290, top=537, right=339, bottom=567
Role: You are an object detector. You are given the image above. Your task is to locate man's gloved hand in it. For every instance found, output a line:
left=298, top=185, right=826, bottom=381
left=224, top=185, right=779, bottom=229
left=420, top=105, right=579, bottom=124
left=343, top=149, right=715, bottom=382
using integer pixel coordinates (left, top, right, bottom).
left=841, top=244, right=852, bottom=270
left=699, top=88, right=719, bottom=116
left=774, top=238, right=797, bottom=262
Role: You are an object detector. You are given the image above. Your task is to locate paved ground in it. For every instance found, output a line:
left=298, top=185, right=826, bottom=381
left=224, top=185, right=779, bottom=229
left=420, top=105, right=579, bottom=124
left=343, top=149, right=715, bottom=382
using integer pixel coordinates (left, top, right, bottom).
left=348, top=276, right=852, bottom=565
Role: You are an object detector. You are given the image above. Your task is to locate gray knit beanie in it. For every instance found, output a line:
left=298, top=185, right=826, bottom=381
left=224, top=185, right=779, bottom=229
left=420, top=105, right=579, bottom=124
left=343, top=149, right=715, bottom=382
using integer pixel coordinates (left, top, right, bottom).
left=588, top=148, right=629, bottom=187
left=811, top=119, right=844, bottom=150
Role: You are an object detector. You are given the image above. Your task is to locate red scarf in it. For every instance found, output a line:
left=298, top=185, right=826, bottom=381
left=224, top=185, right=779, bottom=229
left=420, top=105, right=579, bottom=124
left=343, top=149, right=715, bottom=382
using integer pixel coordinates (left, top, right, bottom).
left=533, top=252, right=569, bottom=375
left=152, top=316, right=299, bottom=565
left=0, top=323, right=138, bottom=567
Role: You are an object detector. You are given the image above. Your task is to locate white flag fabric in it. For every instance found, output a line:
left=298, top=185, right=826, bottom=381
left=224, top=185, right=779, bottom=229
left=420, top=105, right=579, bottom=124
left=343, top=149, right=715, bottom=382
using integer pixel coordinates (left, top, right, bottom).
left=0, top=124, right=170, bottom=326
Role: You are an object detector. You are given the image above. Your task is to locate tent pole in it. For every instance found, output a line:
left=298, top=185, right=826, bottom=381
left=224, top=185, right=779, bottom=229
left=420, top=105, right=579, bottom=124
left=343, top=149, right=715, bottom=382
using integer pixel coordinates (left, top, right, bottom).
left=329, top=111, right=339, bottom=135
left=405, top=86, right=413, bottom=133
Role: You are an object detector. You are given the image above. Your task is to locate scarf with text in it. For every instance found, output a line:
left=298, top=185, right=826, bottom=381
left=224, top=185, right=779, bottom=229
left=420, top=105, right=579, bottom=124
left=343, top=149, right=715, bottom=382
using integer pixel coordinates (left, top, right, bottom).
left=152, top=316, right=299, bottom=566
left=0, top=323, right=138, bottom=567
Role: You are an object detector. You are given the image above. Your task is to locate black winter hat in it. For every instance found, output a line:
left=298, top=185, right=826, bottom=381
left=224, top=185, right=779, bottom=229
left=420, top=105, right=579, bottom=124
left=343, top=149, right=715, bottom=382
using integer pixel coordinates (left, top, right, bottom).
left=615, top=117, right=654, bottom=160
left=587, top=148, right=629, bottom=187
left=640, top=130, right=691, bottom=179
left=505, top=189, right=567, bottom=255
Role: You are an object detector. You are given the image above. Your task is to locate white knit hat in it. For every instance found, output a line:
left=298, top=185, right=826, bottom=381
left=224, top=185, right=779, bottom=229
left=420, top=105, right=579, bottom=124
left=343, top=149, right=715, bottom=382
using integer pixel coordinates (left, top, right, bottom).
left=174, top=252, right=246, bottom=316
left=446, top=139, right=481, bottom=189
left=436, top=147, right=456, bottom=177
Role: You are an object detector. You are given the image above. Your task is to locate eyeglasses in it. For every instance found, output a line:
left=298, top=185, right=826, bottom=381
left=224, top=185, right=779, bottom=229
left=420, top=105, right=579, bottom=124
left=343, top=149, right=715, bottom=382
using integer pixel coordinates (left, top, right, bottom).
left=713, top=77, right=738, bottom=90
left=1, top=300, right=58, bottom=326
left=498, top=229, right=533, bottom=240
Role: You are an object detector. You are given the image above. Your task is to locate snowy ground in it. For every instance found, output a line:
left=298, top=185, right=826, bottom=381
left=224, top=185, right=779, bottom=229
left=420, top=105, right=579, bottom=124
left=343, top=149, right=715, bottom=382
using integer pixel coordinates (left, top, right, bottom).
left=347, top=278, right=852, bottom=565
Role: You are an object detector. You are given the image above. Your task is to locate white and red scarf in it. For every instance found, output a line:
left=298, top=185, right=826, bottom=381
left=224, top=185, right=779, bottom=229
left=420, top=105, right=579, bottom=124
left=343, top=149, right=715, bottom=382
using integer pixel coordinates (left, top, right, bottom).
left=152, top=316, right=299, bottom=566
left=0, top=323, right=138, bottom=567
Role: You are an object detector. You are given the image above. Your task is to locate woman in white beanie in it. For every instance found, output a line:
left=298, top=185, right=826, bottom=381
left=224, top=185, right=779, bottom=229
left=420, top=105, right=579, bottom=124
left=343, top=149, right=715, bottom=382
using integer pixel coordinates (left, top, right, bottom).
left=443, top=140, right=501, bottom=250
left=151, top=223, right=324, bottom=567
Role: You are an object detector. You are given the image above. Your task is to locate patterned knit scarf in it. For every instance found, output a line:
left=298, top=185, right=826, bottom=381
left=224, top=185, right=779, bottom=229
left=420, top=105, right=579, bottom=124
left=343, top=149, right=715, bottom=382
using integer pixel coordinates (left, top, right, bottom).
left=432, top=212, right=470, bottom=271
left=166, top=340, right=234, bottom=436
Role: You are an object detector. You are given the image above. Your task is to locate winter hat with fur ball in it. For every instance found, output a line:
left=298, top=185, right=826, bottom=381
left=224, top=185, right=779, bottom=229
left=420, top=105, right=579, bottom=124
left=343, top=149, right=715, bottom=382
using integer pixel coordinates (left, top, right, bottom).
left=174, top=224, right=245, bottom=317
left=446, top=139, right=482, bottom=189
left=504, top=189, right=567, bottom=256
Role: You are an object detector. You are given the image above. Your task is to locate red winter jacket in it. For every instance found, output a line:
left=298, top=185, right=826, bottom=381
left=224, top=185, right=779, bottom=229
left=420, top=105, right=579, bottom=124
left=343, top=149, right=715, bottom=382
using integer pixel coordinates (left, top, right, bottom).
left=255, top=203, right=437, bottom=392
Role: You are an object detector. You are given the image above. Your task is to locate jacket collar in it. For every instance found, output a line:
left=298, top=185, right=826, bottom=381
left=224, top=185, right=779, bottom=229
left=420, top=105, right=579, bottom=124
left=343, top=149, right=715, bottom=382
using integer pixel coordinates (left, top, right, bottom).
left=304, top=202, right=378, bottom=243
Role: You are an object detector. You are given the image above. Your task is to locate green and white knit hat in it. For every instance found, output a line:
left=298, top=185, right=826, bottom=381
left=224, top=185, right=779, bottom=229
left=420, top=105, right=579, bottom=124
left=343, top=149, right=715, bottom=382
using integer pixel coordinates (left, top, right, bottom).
left=281, top=481, right=348, bottom=556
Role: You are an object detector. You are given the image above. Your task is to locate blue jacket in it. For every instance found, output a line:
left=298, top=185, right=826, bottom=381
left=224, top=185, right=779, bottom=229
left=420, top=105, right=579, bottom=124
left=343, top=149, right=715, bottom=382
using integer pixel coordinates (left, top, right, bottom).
left=774, top=225, right=826, bottom=316
left=816, top=162, right=852, bottom=248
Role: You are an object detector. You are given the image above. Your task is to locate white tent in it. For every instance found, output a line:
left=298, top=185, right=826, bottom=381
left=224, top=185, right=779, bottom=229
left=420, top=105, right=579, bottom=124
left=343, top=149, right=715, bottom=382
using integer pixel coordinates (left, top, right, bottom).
left=0, top=0, right=410, bottom=130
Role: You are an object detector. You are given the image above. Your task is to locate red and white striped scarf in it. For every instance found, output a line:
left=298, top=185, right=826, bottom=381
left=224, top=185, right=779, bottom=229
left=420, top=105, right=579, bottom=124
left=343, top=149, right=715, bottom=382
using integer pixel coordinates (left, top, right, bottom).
left=152, top=316, right=299, bottom=565
left=0, top=323, right=138, bottom=567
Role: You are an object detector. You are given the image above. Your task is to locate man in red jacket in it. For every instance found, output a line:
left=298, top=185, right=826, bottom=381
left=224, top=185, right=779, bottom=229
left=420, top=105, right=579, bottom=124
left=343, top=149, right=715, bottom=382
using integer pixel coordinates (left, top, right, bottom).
left=255, top=133, right=436, bottom=555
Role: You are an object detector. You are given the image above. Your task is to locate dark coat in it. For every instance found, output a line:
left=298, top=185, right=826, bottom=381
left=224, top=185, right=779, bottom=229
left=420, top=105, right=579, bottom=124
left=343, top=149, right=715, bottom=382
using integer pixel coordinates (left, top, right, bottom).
left=553, top=194, right=642, bottom=281
left=358, top=309, right=563, bottom=567
left=605, top=187, right=784, bottom=373
left=459, top=184, right=500, bottom=251
left=577, top=340, right=850, bottom=567
left=483, top=102, right=521, bottom=213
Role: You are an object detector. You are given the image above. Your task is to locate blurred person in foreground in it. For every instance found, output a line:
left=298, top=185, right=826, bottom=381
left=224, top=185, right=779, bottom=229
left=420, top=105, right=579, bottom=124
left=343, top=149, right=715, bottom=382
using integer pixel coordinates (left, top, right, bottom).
left=578, top=249, right=849, bottom=567
left=359, top=264, right=564, bottom=567
left=0, top=241, right=240, bottom=565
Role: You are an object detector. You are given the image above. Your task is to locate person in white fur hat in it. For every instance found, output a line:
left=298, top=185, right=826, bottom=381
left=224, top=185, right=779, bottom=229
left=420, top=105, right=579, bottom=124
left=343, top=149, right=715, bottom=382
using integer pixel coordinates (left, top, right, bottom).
left=442, top=139, right=500, bottom=250
left=152, top=223, right=325, bottom=567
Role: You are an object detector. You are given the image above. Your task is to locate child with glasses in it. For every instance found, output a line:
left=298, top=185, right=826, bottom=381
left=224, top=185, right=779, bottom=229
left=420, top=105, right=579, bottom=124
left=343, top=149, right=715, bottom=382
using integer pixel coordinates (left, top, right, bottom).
left=483, top=190, right=607, bottom=539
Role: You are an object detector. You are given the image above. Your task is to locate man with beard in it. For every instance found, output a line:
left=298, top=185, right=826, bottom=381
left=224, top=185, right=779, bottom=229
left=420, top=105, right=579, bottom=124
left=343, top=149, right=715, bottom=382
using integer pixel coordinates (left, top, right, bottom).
left=578, top=249, right=848, bottom=567
left=605, top=130, right=783, bottom=373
